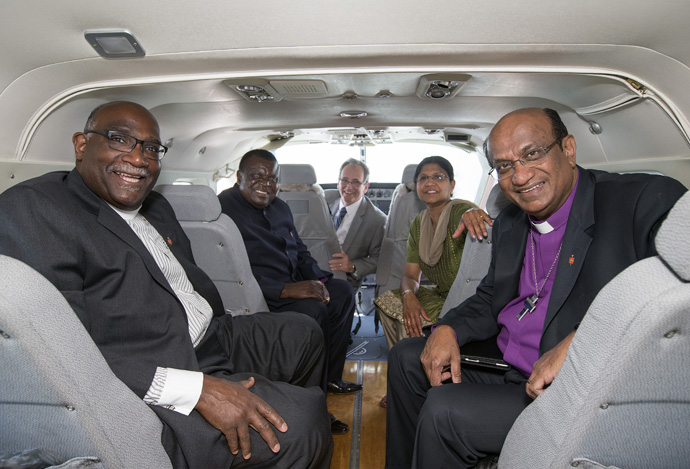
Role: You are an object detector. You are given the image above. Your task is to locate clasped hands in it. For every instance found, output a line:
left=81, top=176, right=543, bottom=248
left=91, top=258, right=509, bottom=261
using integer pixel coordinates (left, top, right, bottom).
left=280, top=279, right=330, bottom=304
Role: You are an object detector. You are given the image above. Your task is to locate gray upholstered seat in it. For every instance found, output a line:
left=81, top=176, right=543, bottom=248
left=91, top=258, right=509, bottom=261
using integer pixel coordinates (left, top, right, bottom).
left=375, top=164, right=426, bottom=296
left=156, top=184, right=268, bottom=315
left=498, top=191, right=690, bottom=468
left=440, top=183, right=512, bottom=316
left=0, top=255, right=172, bottom=468
left=277, top=164, right=346, bottom=280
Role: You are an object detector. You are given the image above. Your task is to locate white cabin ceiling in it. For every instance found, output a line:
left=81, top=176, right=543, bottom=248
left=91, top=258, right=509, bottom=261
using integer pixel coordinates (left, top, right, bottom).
left=1, top=0, right=690, bottom=188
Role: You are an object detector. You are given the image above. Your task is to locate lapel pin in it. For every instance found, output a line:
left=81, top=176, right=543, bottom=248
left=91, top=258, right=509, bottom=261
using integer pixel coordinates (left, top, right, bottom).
left=569, top=254, right=574, bottom=265
left=167, top=237, right=173, bottom=246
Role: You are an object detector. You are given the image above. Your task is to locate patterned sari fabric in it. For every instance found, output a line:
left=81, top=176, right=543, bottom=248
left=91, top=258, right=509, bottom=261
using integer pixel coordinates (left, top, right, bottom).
left=375, top=202, right=473, bottom=325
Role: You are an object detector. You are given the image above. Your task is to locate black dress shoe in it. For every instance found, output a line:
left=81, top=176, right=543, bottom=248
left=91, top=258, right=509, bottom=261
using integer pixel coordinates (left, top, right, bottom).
left=329, top=413, right=349, bottom=435
left=327, top=380, right=363, bottom=394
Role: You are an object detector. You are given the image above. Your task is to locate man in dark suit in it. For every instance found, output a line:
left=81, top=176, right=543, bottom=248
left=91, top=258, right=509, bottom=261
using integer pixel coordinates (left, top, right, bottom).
left=326, top=158, right=387, bottom=289
left=0, top=101, right=332, bottom=468
left=218, top=150, right=359, bottom=434
left=386, top=107, right=687, bottom=468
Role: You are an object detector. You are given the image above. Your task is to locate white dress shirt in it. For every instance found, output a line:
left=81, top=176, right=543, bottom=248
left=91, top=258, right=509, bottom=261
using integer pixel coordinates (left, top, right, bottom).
left=335, top=196, right=364, bottom=245
left=111, top=204, right=207, bottom=415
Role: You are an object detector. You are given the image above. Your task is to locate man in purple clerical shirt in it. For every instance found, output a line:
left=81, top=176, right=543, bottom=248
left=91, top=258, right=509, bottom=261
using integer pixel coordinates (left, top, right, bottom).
left=385, top=107, right=687, bottom=469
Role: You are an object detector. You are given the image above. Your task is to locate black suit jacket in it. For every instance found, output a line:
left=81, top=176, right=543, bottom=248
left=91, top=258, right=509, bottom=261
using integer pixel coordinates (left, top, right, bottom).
left=0, top=169, right=242, bottom=467
left=218, top=184, right=330, bottom=308
left=439, top=167, right=686, bottom=356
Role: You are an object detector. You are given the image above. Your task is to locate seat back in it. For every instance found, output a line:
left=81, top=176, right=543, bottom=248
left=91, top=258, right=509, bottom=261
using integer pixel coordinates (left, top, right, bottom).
left=375, top=164, right=426, bottom=295
left=440, top=184, right=511, bottom=316
left=0, top=255, right=172, bottom=468
left=277, top=164, right=345, bottom=280
left=324, top=188, right=339, bottom=206
left=156, top=184, right=268, bottom=315
left=499, top=191, right=690, bottom=469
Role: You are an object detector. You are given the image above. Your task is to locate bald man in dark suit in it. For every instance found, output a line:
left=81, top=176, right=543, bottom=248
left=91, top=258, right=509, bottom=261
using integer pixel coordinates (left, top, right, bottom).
left=0, top=101, right=332, bottom=468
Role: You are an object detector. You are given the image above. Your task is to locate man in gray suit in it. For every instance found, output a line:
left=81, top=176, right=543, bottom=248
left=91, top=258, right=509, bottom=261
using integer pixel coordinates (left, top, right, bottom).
left=326, top=158, right=387, bottom=289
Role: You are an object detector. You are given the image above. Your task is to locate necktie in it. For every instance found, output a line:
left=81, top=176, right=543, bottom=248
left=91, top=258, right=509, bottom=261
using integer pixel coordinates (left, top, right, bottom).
left=334, top=206, right=347, bottom=230
left=128, top=214, right=213, bottom=347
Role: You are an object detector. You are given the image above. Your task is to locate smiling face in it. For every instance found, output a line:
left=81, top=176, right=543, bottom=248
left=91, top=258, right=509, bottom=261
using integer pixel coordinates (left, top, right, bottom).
left=415, top=162, right=455, bottom=208
left=489, top=109, right=578, bottom=220
left=73, top=102, right=161, bottom=211
left=237, top=154, right=280, bottom=209
left=338, top=163, right=369, bottom=206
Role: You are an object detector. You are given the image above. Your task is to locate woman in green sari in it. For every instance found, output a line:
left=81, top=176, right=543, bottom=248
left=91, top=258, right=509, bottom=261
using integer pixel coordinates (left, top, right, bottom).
left=375, top=156, right=490, bottom=407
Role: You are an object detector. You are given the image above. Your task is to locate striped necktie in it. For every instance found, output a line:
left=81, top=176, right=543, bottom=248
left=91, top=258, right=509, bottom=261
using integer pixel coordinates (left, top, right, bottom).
left=128, top=214, right=213, bottom=347
left=334, top=206, right=347, bottom=230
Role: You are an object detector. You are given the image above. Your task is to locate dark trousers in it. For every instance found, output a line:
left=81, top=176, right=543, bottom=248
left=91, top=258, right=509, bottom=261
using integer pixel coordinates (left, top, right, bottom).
left=272, top=278, right=355, bottom=383
left=159, top=312, right=333, bottom=469
left=386, top=337, right=532, bottom=469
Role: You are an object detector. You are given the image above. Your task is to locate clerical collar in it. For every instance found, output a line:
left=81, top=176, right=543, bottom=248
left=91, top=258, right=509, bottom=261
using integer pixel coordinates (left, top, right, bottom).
left=531, top=220, right=554, bottom=234
left=528, top=170, right=580, bottom=235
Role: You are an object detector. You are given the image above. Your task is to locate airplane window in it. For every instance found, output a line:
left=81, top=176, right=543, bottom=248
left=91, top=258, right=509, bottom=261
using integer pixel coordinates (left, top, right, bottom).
left=275, top=142, right=487, bottom=202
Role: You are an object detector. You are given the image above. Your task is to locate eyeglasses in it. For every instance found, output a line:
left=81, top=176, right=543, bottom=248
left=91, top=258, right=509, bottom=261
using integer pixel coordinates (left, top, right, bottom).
left=488, top=137, right=563, bottom=181
left=338, top=178, right=364, bottom=188
left=416, top=174, right=449, bottom=184
left=85, top=130, right=168, bottom=161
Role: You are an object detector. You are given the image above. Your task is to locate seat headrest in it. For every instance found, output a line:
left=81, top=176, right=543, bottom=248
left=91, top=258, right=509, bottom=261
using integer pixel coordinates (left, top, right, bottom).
left=486, top=184, right=512, bottom=219
left=155, top=185, right=221, bottom=222
left=401, top=164, right=417, bottom=184
left=655, top=191, right=690, bottom=281
left=278, top=164, right=318, bottom=185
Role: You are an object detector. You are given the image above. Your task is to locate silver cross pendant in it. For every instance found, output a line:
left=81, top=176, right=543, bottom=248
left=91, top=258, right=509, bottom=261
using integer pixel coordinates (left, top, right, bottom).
left=517, top=295, right=538, bottom=321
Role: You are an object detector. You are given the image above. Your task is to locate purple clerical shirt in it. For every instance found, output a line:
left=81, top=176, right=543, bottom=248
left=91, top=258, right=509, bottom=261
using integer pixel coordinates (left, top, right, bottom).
left=496, top=174, right=579, bottom=377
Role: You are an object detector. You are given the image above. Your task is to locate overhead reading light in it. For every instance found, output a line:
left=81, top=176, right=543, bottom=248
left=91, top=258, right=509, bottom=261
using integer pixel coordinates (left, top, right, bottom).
left=234, top=84, right=273, bottom=101
left=416, top=74, right=472, bottom=100
left=340, top=111, right=368, bottom=118
left=426, top=81, right=457, bottom=99
left=236, top=85, right=265, bottom=93
left=84, top=30, right=145, bottom=58
left=225, top=79, right=283, bottom=102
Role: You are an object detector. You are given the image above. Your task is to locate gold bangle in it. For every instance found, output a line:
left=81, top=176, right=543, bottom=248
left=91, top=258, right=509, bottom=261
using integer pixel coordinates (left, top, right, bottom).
left=401, top=289, right=414, bottom=298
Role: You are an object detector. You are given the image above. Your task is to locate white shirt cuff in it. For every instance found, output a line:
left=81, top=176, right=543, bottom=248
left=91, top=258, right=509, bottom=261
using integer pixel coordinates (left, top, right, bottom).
left=153, top=368, right=203, bottom=416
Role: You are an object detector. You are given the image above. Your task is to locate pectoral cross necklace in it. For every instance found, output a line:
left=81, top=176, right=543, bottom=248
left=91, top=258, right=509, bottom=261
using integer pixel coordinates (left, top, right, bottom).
left=517, top=231, right=563, bottom=321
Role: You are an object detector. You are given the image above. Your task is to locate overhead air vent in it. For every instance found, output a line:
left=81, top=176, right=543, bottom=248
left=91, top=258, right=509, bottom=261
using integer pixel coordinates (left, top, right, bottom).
left=416, top=74, right=472, bottom=100
left=444, top=132, right=471, bottom=142
left=269, top=80, right=328, bottom=98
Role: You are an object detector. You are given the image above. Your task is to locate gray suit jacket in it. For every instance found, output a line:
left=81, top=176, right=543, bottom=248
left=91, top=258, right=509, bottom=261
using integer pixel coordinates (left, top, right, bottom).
left=326, top=191, right=387, bottom=287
